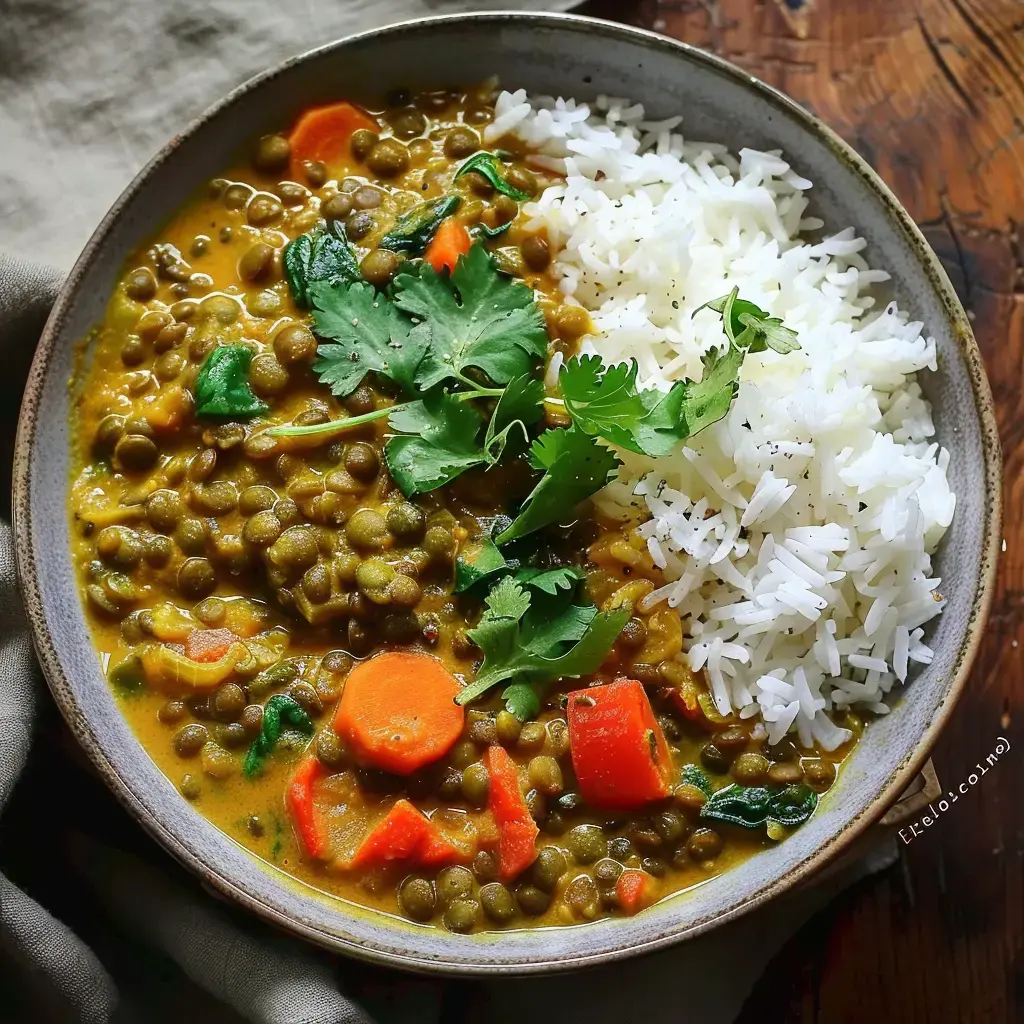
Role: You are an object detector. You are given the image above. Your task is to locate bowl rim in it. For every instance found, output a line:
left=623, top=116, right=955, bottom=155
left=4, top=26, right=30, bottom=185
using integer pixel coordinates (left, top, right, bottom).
left=12, top=9, right=1003, bottom=974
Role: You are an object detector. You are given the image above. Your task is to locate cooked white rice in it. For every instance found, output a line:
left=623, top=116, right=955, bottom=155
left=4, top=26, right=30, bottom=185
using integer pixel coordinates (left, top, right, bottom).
left=490, top=90, right=956, bottom=750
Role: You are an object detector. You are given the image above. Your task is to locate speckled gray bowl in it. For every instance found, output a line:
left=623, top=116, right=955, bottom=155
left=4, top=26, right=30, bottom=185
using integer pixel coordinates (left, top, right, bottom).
left=14, top=12, right=1002, bottom=973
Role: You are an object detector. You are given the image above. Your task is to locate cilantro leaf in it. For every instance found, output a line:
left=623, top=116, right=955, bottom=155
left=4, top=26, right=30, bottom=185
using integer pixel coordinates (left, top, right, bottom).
left=379, top=196, right=461, bottom=255
left=559, top=355, right=688, bottom=458
left=484, top=374, right=545, bottom=464
left=283, top=222, right=361, bottom=308
left=453, top=542, right=583, bottom=596
left=394, top=244, right=548, bottom=389
left=675, top=339, right=745, bottom=437
left=311, top=280, right=428, bottom=398
left=514, top=565, right=584, bottom=595
left=194, top=345, right=268, bottom=419
left=454, top=151, right=531, bottom=202
left=384, top=393, right=487, bottom=495
left=454, top=536, right=509, bottom=593
left=560, top=291, right=799, bottom=458
left=696, top=288, right=800, bottom=355
left=494, top=426, right=620, bottom=546
left=455, top=577, right=628, bottom=718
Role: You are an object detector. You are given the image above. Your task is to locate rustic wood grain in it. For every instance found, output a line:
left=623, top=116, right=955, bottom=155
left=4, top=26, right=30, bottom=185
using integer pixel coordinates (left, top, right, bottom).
left=584, top=0, right=1023, bottom=1019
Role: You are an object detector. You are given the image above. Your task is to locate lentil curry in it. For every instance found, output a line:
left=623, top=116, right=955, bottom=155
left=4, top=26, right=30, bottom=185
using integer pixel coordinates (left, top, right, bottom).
left=70, top=83, right=855, bottom=933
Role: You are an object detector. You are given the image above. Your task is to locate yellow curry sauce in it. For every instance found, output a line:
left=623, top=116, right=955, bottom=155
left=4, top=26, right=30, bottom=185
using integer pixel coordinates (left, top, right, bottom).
left=69, top=83, right=856, bottom=932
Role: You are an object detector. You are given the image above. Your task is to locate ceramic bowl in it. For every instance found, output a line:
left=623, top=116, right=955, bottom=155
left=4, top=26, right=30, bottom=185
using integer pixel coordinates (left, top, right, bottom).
left=13, top=12, right=1002, bottom=973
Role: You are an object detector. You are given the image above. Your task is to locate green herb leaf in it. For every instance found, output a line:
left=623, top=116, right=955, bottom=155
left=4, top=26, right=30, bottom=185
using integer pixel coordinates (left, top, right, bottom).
left=453, top=544, right=583, bottom=597
left=454, top=536, right=509, bottom=593
left=680, top=763, right=713, bottom=796
left=455, top=151, right=531, bottom=202
left=394, top=243, right=548, bottom=389
left=283, top=221, right=361, bottom=308
left=513, top=565, right=585, bottom=595
left=559, top=355, right=693, bottom=458
left=194, top=345, right=269, bottom=419
left=696, top=288, right=800, bottom=356
left=700, top=782, right=818, bottom=831
left=243, top=693, right=315, bottom=777
left=494, top=426, right=620, bottom=546
left=501, top=682, right=542, bottom=721
left=469, top=220, right=512, bottom=242
left=454, top=576, right=628, bottom=718
left=379, top=195, right=461, bottom=255
left=384, top=392, right=487, bottom=496
left=484, top=373, right=545, bottom=464
left=311, top=280, right=429, bottom=398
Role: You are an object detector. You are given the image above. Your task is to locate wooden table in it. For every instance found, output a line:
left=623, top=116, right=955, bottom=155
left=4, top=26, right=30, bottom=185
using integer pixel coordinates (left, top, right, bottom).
left=579, top=1, right=1020, bottom=1019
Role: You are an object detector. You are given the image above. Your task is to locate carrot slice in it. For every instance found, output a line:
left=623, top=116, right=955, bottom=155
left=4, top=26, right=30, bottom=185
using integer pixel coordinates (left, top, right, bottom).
left=333, top=651, right=464, bottom=775
left=287, top=754, right=326, bottom=859
left=616, top=869, right=657, bottom=915
left=348, top=799, right=462, bottom=869
left=484, top=745, right=539, bottom=881
left=567, top=678, right=674, bottom=810
left=424, top=218, right=471, bottom=274
left=184, top=628, right=239, bottom=664
left=288, top=102, right=379, bottom=179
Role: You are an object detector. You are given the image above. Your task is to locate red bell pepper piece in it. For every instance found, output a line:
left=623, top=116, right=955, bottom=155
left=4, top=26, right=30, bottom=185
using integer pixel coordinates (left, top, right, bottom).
left=484, top=745, right=538, bottom=881
left=567, top=678, right=674, bottom=810
left=348, top=798, right=463, bottom=869
left=184, top=628, right=239, bottom=663
left=287, top=754, right=326, bottom=859
left=616, top=869, right=657, bottom=915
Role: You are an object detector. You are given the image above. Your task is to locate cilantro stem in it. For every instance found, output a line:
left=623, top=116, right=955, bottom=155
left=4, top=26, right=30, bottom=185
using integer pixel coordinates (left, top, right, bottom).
left=266, top=405, right=394, bottom=439
left=265, top=384, right=507, bottom=440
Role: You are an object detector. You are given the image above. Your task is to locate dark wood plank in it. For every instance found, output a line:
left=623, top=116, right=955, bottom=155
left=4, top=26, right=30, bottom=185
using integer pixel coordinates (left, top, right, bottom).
left=587, top=0, right=1022, bottom=1019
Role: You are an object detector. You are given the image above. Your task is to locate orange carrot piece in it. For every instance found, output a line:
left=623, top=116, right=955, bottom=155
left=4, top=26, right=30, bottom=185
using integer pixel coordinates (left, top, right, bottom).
left=287, top=754, right=326, bottom=859
left=616, top=869, right=657, bottom=915
left=348, top=799, right=462, bottom=869
left=484, top=745, right=539, bottom=881
left=184, top=628, right=239, bottom=664
left=424, top=218, right=472, bottom=274
left=333, top=651, right=464, bottom=775
left=567, top=678, right=674, bottom=810
left=288, top=102, right=379, bottom=179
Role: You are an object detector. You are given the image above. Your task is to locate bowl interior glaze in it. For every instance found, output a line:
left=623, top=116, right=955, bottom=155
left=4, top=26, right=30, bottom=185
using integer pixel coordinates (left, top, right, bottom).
left=14, top=13, right=1001, bottom=973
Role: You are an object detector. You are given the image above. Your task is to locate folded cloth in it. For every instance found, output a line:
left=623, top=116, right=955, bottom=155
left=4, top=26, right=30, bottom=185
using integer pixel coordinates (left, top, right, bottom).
left=0, top=3, right=900, bottom=1021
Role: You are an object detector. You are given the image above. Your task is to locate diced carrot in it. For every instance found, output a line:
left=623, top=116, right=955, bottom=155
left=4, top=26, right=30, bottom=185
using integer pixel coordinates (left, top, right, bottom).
left=567, top=678, right=674, bottom=810
left=348, top=799, right=463, bottom=869
left=616, top=869, right=657, bottom=915
left=287, top=754, right=326, bottom=859
left=333, top=652, right=464, bottom=775
left=424, top=218, right=472, bottom=274
left=484, top=745, right=538, bottom=881
left=184, top=628, right=239, bottom=663
left=287, top=102, right=379, bottom=179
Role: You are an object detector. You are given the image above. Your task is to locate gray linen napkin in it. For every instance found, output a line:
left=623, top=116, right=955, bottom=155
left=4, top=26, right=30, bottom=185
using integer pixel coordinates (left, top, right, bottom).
left=0, top=3, right=899, bottom=1022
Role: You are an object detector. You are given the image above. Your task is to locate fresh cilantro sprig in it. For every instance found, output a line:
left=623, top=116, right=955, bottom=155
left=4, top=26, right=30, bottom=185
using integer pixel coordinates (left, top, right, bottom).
left=695, top=287, right=800, bottom=355
left=487, top=289, right=801, bottom=543
left=454, top=576, right=628, bottom=720
left=267, top=243, right=547, bottom=494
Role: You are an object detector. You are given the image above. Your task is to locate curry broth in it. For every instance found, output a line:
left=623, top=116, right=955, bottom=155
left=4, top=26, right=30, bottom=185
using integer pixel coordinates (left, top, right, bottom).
left=70, top=85, right=855, bottom=931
